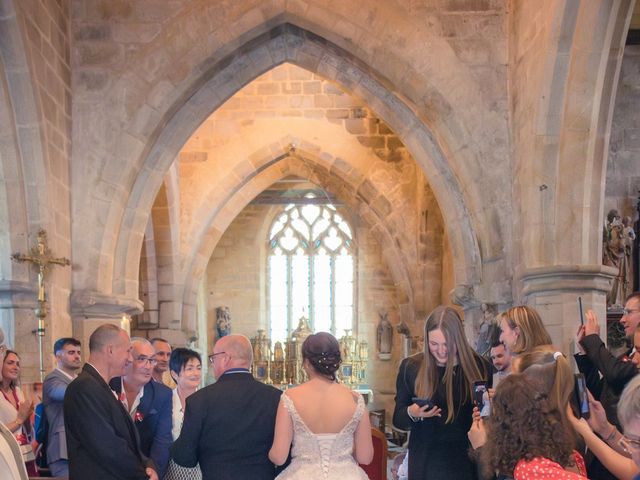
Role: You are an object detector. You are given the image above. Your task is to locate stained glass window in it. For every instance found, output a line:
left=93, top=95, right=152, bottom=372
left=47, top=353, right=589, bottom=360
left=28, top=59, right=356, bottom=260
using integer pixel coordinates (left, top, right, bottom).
left=268, top=197, right=355, bottom=345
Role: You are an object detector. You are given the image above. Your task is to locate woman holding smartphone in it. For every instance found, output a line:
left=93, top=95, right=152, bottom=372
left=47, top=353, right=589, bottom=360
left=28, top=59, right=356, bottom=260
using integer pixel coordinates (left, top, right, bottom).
left=393, top=306, right=491, bottom=479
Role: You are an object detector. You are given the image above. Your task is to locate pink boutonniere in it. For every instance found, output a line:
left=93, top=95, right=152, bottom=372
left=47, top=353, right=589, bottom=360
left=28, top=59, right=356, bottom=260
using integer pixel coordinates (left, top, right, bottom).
left=119, top=392, right=125, bottom=402
left=134, top=411, right=144, bottom=423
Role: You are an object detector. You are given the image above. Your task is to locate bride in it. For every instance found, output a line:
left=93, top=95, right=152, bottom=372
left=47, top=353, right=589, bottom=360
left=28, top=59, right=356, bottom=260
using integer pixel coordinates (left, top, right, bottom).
left=269, top=332, right=373, bottom=479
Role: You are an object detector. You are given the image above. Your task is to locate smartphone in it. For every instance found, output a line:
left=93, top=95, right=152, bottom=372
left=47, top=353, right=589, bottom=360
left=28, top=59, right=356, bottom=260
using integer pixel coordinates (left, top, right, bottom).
left=574, top=373, right=590, bottom=419
left=473, top=381, right=490, bottom=416
left=578, top=296, right=584, bottom=326
left=412, top=397, right=434, bottom=409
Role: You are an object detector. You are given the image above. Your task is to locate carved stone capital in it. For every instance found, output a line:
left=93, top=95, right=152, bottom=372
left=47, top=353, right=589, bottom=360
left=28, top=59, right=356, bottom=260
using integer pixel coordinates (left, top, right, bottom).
left=520, top=265, right=617, bottom=298
left=70, top=290, right=143, bottom=318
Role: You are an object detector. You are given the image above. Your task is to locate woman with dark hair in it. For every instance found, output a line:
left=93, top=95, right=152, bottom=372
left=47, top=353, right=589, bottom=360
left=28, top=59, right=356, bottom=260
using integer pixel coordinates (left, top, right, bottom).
left=393, top=306, right=491, bottom=479
left=163, top=348, right=202, bottom=480
left=498, top=306, right=552, bottom=355
left=481, top=374, right=587, bottom=479
left=269, top=332, right=373, bottom=479
left=0, top=350, right=36, bottom=476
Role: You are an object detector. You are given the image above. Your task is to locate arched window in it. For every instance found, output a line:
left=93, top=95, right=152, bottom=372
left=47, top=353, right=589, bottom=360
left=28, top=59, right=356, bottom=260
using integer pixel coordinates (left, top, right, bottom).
left=268, top=200, right=355, bottom=345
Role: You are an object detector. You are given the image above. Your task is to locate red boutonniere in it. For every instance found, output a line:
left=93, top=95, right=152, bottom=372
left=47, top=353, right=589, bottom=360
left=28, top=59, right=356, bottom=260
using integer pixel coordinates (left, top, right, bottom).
left=119, top=392, right=126, bottom=402
left=134, top=411, right=144, bottom=423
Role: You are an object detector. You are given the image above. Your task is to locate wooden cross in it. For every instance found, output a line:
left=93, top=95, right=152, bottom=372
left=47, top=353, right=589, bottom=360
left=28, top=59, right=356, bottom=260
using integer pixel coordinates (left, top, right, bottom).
left=11, top=229, right=70, bottom=303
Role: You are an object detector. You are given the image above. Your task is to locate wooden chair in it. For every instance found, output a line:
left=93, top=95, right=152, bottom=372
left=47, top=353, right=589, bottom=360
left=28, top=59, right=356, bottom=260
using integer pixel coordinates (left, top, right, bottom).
left=359, top=427, right=388, bottom=480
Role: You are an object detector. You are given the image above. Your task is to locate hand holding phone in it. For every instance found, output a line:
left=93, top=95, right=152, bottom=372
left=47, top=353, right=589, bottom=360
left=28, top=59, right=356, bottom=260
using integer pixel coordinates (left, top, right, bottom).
left=578, top=297, right=584, bottom=326
left=473, top=381, right=491, bottom=417
left=412, top=397, right=434, bottom=409
left=574, top=373, right=590, bottom=419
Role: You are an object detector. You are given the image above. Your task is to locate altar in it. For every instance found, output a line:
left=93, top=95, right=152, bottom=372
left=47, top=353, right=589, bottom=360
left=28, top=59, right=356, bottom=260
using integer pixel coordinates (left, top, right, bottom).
left=249, top=315, right=371, bottom=396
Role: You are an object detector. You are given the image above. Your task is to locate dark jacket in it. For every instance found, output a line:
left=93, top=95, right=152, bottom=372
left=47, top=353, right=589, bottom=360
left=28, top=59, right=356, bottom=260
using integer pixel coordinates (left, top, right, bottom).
left=575, top=334, right=638, bottom=427
left=171, top=371, right=282, bottom=480
left=64, top=364, right=152, bottom=480
left=109, top=377, right=173, bottom=478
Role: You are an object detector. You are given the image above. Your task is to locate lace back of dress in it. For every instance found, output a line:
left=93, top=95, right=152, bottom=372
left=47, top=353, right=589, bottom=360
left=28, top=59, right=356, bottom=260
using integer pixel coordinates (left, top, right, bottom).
left=282, top=392, right=365, bottom=479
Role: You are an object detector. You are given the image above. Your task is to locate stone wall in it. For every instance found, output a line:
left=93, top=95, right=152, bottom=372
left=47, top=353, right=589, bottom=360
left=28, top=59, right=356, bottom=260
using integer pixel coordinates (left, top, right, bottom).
left=0, top=0, right=73, bottom=379
left=206, top=198, right=444, bottom=418
left=606, top=45, right=640, bottom=220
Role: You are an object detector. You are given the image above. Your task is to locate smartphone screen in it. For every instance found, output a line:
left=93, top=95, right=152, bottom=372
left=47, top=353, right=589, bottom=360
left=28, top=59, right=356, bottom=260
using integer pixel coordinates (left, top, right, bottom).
left=473, top=381, right=490, bottom=416
left=574, top=373, right=590, bottom=419
left=578, top=296, right=584, bottom=326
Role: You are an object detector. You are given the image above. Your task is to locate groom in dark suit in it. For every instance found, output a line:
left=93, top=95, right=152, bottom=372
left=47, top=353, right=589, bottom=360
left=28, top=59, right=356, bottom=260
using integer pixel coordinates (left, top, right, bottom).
left=64, top=324, right=158, bottom=480
left=110, top=338, right=173, bottom=478
left=171, top=334, right=282, bottom=480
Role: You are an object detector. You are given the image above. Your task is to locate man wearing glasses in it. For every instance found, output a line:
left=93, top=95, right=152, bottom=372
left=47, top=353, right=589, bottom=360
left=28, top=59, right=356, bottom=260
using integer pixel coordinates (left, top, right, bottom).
left=110, top=338, right=173, bottom=479
left=575, top=292, right=640, bottom=479
left=170, top=334, right=283, bottom=480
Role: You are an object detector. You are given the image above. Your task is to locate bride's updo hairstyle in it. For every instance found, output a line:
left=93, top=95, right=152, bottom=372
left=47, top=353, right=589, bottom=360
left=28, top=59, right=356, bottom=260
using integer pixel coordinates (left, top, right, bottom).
left=302, top=332, right=342, bottom=381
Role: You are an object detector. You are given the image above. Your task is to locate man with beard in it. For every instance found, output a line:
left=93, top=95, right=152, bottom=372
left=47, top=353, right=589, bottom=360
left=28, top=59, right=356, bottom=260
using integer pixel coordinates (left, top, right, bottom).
left=42, top=337, right=82, bottom=477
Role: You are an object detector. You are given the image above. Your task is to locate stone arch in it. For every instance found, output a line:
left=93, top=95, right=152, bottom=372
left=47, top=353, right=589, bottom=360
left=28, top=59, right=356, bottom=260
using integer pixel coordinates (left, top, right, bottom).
left=179, top=147, right=423, bottom=333
left=517, top=0, right=635, bottom=271
left=103, top=24, right=482, bottom=305
left=0, top=0, right=50, bottom=276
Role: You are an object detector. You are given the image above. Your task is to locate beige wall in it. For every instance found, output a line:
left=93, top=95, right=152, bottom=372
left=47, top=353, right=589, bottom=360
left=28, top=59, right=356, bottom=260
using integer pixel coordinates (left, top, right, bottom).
left=206, top=198, right=445, bottom=417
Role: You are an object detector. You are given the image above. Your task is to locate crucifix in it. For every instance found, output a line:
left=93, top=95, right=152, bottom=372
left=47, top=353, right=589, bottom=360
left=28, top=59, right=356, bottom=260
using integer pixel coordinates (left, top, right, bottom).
left=11, top=229, right=70, bottom=381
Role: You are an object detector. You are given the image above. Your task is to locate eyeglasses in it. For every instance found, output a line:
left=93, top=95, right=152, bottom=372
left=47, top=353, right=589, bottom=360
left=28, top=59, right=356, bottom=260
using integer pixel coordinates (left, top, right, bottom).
left=208, top=352, right=226, bottom=363
left=623, top=309, right=640, bottom=316
left=620, top=435, right=640, bottom=455
left=135, top=356, right=158, bottom=366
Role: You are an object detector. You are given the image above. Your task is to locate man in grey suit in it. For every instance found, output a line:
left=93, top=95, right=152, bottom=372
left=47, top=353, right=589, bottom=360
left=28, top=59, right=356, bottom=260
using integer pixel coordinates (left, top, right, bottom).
left=42, top=337, right=81, bottom=477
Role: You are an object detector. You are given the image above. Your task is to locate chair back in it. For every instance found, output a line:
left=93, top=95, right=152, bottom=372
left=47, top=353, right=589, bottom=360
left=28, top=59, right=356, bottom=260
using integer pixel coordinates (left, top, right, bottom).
left=359, top=427, right=387, bottom=480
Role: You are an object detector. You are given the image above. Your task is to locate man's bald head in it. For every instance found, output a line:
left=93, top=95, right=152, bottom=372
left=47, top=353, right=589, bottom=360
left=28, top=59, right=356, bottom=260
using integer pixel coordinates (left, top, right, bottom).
left=215, top=335, right=253, bottom=366
left=89, top=324, right=126, bottom=353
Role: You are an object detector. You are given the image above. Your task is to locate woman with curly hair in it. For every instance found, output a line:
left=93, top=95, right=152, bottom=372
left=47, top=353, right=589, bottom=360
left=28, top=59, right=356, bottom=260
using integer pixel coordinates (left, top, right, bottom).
left=499, top=306, right=552, bottom=355
left=481, top=373, right=586, bottom=479
left=393, top=306, right=491, bottom=479
left=269, top=332, right=373, bottom=479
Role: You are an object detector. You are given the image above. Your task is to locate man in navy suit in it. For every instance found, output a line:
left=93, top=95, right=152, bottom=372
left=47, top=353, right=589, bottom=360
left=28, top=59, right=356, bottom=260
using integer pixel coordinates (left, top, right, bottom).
left=64, top=324, right=158, bottom=480
left=42, top=337, right=82, bottom=477
left=171, top=334, right=282, bottom=480
left=110, top=338, right=173, bottom=478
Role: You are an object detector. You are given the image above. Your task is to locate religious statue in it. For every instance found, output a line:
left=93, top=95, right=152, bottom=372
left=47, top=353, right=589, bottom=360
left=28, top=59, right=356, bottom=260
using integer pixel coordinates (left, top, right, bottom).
left=215, top=306, right=231, bottom=338
left=603, top=210, right=631, bottom=308
left=622, top=216, right=636, bottom=296
left=376, top=312, right=393, bottom=360
left=475, top=303, right=497, bottom=357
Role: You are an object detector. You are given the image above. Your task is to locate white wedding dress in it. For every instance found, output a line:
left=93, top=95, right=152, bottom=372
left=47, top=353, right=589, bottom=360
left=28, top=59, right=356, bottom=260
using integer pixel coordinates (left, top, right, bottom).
left=275, top=392, right=369, bottom=480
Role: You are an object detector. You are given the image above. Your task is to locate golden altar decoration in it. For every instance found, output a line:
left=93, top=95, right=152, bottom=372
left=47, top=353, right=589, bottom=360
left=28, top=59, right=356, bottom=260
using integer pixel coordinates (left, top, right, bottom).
left=250, top=316, right=369, bottom=388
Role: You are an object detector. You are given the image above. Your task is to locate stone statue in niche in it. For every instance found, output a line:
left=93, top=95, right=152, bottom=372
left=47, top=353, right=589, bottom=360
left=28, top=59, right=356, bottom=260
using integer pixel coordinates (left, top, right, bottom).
left=376, top=312, right=393, bottom=360
left=215, top=306, right=231, bottom=338
left=623, top=216, right=636, bottom=297
left=475, top=303, right=497, bottom=357
left=603, top=210, right=631, bottom=308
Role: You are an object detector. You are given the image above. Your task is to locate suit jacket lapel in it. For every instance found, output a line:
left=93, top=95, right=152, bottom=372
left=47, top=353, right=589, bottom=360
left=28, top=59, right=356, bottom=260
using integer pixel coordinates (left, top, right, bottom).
left=85, top=366, right=143, bottom=454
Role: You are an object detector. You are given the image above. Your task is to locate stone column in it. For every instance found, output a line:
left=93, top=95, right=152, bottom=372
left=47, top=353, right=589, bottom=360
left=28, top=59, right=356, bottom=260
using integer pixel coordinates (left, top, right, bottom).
left=520, top=265, right=617, bottom=355
left=0, top=280, right=42, bottom=381
left=70, top=290, right=144, bottom=352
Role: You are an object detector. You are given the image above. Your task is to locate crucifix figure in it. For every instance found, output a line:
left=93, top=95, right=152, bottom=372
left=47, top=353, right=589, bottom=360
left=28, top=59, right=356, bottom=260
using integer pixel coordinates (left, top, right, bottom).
left=11, top=229, right=70, bottom=380
left=12, top=230, right=70, bottom=302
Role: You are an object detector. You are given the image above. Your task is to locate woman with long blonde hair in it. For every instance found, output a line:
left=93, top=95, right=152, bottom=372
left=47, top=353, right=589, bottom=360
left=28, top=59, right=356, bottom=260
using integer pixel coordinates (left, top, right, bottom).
left=393, top=306, right=491, bottom=479
left=499, top=305, right=552, bottom=355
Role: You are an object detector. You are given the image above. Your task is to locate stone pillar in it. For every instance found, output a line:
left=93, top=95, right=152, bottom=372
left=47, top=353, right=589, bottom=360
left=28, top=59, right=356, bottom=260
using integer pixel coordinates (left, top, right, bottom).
left=520, top=265, right=617, bottom=355
left=70, top=290, right=144, bottom=354
left=0, top=280, right=43, bottom=382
